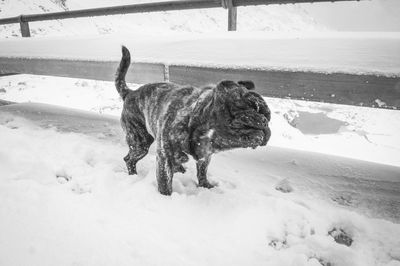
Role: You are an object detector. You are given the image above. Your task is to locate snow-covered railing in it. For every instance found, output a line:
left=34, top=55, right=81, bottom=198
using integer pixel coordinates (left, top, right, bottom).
left=0, top=0, right=360, bottom=37
left=1, top=56, right=398, bottom=109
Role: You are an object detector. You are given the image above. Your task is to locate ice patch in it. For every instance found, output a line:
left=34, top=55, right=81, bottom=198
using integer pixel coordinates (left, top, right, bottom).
left=289, top=111, right=347, bottom=135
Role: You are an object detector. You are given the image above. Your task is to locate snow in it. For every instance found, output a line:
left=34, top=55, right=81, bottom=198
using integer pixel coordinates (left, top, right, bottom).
left=0, top=100, right=400, bottom=266
left=375, top=99, right=387, bottom=108
left=1, top=32, right=399, bottom=76
left=1, top=74, right=400, bottom=167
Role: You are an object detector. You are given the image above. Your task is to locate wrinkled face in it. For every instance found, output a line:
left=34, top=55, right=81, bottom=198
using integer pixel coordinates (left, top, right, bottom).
left=212, top=80, right=271, bottom=150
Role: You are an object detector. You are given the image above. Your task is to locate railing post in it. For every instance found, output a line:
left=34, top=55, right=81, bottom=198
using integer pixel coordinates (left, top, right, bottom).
left=18, top=15, right=31, bottom=37
left=228, top=6, right=237, bottom=31
left=221, top=0, right=237, bottom=31
left=164, top=64, right=170, bottom=82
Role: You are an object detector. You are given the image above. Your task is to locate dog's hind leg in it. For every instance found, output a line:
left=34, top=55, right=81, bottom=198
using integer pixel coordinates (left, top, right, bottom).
left=156, top=148, right=174, bottom=195
left=124, top=128, right=154, bottom=175
left=196, top=156, right=215, bottom=189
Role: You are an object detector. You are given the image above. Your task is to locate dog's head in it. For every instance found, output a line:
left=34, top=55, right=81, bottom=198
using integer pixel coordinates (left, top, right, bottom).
left=211, top=80, right=271, bottom=150
left=190, top=80, right=271, bottom=159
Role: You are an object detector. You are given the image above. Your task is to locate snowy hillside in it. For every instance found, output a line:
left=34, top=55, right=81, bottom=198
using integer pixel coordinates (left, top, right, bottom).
left=0, top=0, right=326, bottom=38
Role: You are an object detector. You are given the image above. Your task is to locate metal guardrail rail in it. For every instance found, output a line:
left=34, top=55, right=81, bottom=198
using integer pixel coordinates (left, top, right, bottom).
left=1, top=57, right=398, bottom=109
left=0, top=0, right=360, bottom=36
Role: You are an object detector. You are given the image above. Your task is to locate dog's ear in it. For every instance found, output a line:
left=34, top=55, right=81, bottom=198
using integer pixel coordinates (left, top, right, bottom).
left=216, top=80, right=238, bottom=93
left=215, top=80, right=244, bottom=100
left=215, top=80, right=252, bottom=116
left=238, top=80, right=255, bottom=90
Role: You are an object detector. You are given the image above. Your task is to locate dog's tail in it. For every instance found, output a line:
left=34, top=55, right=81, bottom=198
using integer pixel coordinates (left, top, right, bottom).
left=115, top=45, right=131, bottom=100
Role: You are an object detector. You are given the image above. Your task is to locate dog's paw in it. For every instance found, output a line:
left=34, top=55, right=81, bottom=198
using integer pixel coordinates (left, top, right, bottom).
left=126, top=165, right=137, bottom=175
left=198, top=180, right=216, bottom=189
left=173, top=165, right=186, bottom=174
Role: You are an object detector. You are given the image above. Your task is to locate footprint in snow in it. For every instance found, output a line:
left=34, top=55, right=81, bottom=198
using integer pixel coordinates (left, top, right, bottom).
left=308, top=257, right=332, bottom=266
left=217, top=179, right=236, bottom=190
left=55, top=169, right=72, bottom=184
left=328, top=228, right=353, bottom=247
left=173, top=178, right=199, bottom=195
left=0, top=117, right=19, bottom=129
left=71, top=183, right=92, bottom=194
left=331, top=193, right=354, bottom=206
left=268, top=239, right=288, bottom=250
left=275, top=178, right=293, bottom=193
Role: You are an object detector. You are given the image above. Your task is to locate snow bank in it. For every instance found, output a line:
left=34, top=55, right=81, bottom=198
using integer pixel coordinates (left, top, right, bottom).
left=0, top=102, right=399, bottom=266
left=1, top=32, right=399, bottom=76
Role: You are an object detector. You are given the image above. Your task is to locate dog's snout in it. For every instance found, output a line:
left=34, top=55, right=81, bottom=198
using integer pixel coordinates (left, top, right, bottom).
left=261, top=116, right=268, bottom=127
left=262, top=127, right=271, bottom=146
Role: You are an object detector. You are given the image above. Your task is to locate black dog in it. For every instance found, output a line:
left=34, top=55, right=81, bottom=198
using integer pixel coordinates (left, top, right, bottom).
left=115, top=46, right=271, bottom=195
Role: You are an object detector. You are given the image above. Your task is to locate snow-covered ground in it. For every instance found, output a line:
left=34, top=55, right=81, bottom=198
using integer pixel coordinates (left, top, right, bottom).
left=0, top=76, right=400, bottom=265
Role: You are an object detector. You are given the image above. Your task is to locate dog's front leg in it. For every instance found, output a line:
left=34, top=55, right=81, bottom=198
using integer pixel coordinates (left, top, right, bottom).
left=156, top=149, right=174, bottom=195
left=196, top=156, right=215, bottom=189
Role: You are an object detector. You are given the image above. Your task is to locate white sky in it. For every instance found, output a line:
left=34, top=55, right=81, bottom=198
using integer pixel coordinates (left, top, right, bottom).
left=302, top=0, right=400, bottom=31
left=126, top=0, right=400, bottom=31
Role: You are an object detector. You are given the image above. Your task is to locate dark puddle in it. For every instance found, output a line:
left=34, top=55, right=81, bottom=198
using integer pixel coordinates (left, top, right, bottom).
left=291, top=111, right=347, bottom=135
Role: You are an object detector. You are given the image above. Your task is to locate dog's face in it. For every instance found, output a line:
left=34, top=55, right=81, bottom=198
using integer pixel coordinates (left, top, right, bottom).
left=210, top=80, right=271, bottom=151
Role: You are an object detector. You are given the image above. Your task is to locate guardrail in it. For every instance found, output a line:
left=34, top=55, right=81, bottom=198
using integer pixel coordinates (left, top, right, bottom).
left=1, top=56, right=398, bottom=109
left=0, top=0, right=360, bottom=37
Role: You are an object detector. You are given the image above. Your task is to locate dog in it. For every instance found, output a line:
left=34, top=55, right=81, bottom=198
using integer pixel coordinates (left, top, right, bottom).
left=115, top=46, right=271, bottom=195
